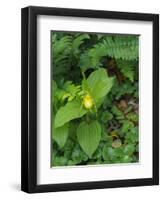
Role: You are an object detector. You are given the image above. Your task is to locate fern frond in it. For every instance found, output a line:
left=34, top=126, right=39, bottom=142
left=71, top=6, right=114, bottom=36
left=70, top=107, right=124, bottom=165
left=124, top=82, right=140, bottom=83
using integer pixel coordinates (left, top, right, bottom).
left=79, top=35, right=139, bottom=72
left=52, top=35, right=72, bottom=73
left=72, top=34, right=90, bottom=51
left=117, top=59, right=138, bottom=82
left=52, top=33, right=89, bottom=78
left=93, top=35, right=139, bottom=60
left=53, top=36, right=72, bottom=55
left=110, top=35, right=139, bottom=60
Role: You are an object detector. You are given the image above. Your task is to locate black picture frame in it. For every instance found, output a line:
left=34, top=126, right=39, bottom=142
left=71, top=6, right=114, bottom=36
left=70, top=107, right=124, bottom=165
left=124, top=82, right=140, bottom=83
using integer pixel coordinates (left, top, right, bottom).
left=21, top=6, right=159, bottom=193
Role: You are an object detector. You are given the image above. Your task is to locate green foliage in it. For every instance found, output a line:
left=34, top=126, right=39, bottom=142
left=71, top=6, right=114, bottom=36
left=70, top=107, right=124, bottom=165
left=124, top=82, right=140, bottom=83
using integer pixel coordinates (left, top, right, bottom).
left=54, top=100, right=87, bottom=128
left=53, top=156, right=68, bottom=166
left=54, top=67, right=114, bottom=129
left=77, top=121, right=101, bottom=158
left=121, top=120, right=134, bottom=134
left=51, top=31, right=139, bottom=166
left=117, top=59, right=137, bottom=82
left=53, top=123, right=69, bottom=148
left=52, top=33, right=90, bottom=82
left=87, top=68, right=114, bottom=103
left=79, top=35, right=139, bottom=72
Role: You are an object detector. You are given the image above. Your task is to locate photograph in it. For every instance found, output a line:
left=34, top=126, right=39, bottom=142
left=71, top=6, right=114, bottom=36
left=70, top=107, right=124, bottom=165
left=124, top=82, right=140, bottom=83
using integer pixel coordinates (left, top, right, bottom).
left=21, top=6, right=159, bottom=193
left=51, top=31, right=139, bottom=167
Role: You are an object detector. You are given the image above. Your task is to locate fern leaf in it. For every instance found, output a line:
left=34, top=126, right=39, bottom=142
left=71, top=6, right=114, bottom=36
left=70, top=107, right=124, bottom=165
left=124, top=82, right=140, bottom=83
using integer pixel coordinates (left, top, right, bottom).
left=72, top=34, right=90, bottom=51
left=79, top=35, right=139, bottom=72
left=116, top=59, right=138, bottom=82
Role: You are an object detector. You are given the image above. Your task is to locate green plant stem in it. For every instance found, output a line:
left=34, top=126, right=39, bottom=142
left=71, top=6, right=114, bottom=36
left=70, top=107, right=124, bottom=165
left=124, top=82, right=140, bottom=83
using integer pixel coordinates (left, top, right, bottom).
left=82, top=71, right=86, bottom=80
left=85, top=114, right=90, bottom=123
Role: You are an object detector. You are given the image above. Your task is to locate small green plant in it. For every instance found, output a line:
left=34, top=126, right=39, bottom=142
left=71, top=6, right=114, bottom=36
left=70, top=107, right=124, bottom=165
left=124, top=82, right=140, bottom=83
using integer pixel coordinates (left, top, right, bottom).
left=53, top=67, right=114, bottom=158
left=52, top=32, right=139, bottom=166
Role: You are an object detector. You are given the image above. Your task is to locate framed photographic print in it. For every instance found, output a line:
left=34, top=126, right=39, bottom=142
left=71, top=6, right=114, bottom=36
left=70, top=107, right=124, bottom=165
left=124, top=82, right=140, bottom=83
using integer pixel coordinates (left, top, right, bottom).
left=21, top=6, right=159, bottom=193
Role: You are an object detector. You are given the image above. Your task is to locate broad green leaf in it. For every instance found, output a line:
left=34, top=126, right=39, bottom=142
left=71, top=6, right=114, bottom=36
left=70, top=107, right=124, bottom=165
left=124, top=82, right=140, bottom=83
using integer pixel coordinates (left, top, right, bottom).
left=77, top=120, right=101, bottom=158
left=55, top=100, right=87, bottom=128
left=87, top=68, right=114, bottom=103
left=87, top=68, right=107, bottom=89
left=53, top=123, right=69, bottom=148
left=92, top=77, right=114, bottom=101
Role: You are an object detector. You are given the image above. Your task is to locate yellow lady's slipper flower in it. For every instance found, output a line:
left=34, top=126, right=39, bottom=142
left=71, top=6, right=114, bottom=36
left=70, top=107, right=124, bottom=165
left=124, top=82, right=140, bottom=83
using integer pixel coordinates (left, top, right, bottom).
left=83, top=94, right=94, bottom=109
